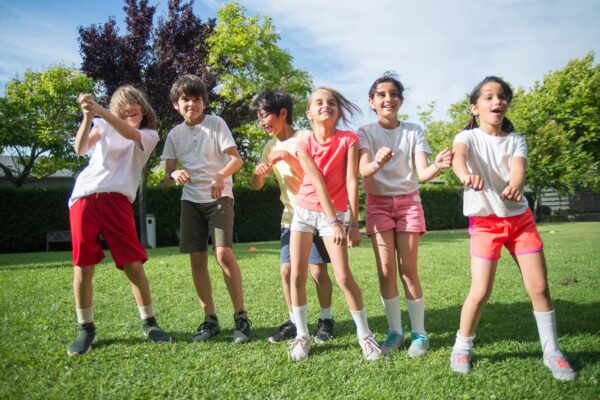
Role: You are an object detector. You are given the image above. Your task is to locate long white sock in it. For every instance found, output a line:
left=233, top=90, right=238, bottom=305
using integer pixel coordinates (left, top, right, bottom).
left=76, top=307, right=93, bottom=324
left=381, top=296, right=403, bottom=334
left=534, top=309, right=560, bottom=354
left=406, top=297, right=426, bottom=334
left=288, top=311, right=295, bottom=324
left=138, top=304, right=155, bottom=320
left=350, top=308, right=371, bottom=338
left=319, top=307, right=333, bottom=320
left=452, top=331, right=476, bottom=353
left=292, top=305, right=310, bottom=338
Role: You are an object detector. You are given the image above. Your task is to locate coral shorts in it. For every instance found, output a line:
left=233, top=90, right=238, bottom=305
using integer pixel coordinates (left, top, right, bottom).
left=366, top=191, right=426, bottom=236
left=469, top=209, right=543, bottom=260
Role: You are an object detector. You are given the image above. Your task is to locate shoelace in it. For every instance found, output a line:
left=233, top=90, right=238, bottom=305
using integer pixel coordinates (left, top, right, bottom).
left=289, top=336, right=309, bottom=349
left=362, top=335, right=380, bottom=356
left=235, top=317, right=250, bottom=331
left=199, top=321, right=216, bottom=333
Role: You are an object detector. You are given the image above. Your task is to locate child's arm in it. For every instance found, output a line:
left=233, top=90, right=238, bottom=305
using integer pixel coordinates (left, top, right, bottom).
left=252, top=162, right=272, bottom=191
left=501, top=156, right=526, bottom=202
left=415, top=147, right=453, bottom=183
left=164, top=159, right=191, bottom=186
left=79, top=94, right=142, bottom=144
left=269, top=150, right=304, bottom=178
left=358, top=147, right=394, bottom=178
left=297, top=152, right=346, bottom=246
left=452, top=143, right=483, bottom=191
left=74, top=94, right=101, bottom=155
left=212, top=146, right=243, bottom=199
left=346, top=143, right=361, bottom=247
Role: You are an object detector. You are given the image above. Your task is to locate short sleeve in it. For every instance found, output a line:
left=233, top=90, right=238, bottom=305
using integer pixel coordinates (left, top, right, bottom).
left=345, top=131, right=359, bottom=149
left=453, top=130, right=471, bottom=147
left=414, top=125, right=432, bottom=154
left=514, top=134, right=528, bottom=160
left=356, top=126, right=371, bottom=151
left=295, top=135, right=310, bottom=155
left=216, top=117, right=236, bottom=153
left=161, top=131, right=176, bottom=160
left=138, top=129, right=159, bottom=154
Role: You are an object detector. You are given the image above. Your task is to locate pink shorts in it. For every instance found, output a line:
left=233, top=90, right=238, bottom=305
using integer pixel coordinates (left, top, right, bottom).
left=69, top=192, right=148, bottom=269
left=366, top=191, right=426, bottom=236
left=469, top=209, right=543, bottom=260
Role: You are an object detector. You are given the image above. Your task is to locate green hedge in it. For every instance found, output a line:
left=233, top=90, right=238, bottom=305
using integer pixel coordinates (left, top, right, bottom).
left=0, top=184, right=487, bottom=253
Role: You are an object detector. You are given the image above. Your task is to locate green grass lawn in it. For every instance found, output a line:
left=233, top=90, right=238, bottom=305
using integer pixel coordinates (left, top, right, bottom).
left=1, top=222, right=598, bottom=399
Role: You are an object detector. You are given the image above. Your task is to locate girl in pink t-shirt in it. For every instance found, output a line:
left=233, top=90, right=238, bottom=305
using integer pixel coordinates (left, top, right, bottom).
left=288, top=87, right=381, bottom=362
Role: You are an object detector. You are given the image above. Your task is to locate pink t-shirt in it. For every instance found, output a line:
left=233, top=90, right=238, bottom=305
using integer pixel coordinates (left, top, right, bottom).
left=295, top=130, right=358, bottom=212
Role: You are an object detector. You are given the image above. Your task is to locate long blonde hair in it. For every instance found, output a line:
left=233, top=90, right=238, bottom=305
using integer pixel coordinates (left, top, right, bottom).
left=109, top=85, right=158, bottom=130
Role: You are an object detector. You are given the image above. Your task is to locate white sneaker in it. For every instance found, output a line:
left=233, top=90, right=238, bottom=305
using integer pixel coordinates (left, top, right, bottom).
left=289, top=336, right=311, bottom=361
left=359, top=334, right=382, bottom=361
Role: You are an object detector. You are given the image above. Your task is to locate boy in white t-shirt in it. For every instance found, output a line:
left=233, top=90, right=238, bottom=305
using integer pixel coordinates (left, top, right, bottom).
left=251, top=89, right=335, bottom=343
left=162, top=75, right=251, bottom=343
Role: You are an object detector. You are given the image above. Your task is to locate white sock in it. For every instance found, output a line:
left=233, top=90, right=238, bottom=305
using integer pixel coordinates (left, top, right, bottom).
left=350, top=308, right=371, bottom=339
left=453, top=331, right=476, bottom=353
left=406, top=297, right=426, bottom=334
left=534, top=309, right=560, bottom=354
left=292, top=305, right=310, bottom=338
left=288, top=311, right=295, bottom=324
left=381, top=296, right=403, bottom=335
left=137, top=304, right=155, bottom=320
left=319, top=307, right=333, bottom=320
left=76, top=307, right=93, bottom=324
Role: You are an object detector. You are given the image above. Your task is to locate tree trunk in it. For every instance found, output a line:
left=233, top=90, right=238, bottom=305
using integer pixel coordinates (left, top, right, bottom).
left=138, top=163, right=150, bottom=248
left=534, top=186, right=542, bottom=222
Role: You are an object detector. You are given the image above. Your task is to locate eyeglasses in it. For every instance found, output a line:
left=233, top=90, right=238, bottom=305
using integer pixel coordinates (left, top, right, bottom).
left=255, top=113, right=272, bottom=126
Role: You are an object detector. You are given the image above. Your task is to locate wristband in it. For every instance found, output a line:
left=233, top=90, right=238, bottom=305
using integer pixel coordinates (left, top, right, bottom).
left=329, top=219, right=343, bottom=226
left=348, top=223, right=360, bottom=228
left=168, top=171, right=176, bottom=180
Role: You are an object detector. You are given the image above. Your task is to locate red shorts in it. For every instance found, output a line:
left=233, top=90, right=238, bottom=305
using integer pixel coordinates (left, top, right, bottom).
left=69, top=192, right=147, bottom=268
left=468, top=209, right=543, bottom=260
left=366, top=191, right=426, bottom=236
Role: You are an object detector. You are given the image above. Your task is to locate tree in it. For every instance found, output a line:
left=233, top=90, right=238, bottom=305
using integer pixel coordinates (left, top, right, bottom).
left=0, top=65, right=95, bottom=187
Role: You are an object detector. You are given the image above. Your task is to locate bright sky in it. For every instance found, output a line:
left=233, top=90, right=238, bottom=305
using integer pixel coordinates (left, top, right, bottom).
left=1, top=0, right=599, bottom=127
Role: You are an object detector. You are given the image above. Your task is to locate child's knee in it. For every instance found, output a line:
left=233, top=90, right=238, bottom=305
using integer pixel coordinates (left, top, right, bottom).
left=468, top=287, right=492, bottom=305
left=215, top=247, right=237, bottom=267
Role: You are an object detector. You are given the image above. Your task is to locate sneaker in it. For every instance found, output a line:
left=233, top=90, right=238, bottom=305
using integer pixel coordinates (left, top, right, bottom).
left=381, top=330, right=404, bottom=354
left=268, top=320, right=297, bottom=343
left=67, top=322, right=97, bottom=356
left=314, top=318, right=334, bottom=343
left=142, top=316, right=171, bottom=343
left=289, top=335, right=311, bottom=361
left=450, top=351, right=472, bottom=374
left=192, top=315, right=220, bottom=342
left=408, top=332, right=430, bottom=357
left=233, top=310, right=252, bottom=344
left=359, top=334, right=382, bottom=361
left=543, top=351, right=577, bottom=381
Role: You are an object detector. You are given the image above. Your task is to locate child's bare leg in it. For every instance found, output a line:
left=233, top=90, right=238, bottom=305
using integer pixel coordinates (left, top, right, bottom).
left=73, top=265, right=95, bottom=310
left=69, top=265, right=97, bottom=355
left=280, top=262, right=293, bottom=313
left=215, top=246, right=244, bottom=312
left=310, top=263, right=332, bottom=309
left=190, top=251, right=216, bottom=316
left=459, top=258, right=498, bottom=336
left=396, top=232, right=423, bottom=300
left=122, top=261, right=152, bottom=306
left=323, top=237, right=363, bottom=311
left=514, top=251, right=553, bottom=311
left=290, top=232, right=313, bottom=308
left=370, top=230, right=399, bottom=299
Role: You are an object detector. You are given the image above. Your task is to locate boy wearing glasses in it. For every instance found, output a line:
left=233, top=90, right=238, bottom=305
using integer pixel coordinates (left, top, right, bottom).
left=251, top=89, right=335, bottom=344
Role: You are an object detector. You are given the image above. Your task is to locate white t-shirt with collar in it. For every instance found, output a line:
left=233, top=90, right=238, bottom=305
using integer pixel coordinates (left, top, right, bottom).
left=453, top=128, right=529, bottom=217
left=162, top=114, right=237, bottom=204
left=357, top=121, right=431, bottom=196
left=69, top=118, right=159, bottom=207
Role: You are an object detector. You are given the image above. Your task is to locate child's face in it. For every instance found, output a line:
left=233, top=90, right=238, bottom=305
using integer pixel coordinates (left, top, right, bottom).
left=119, top=104, right=144, bottom=129
left=174, top=94, right=205, bottom=125
left=369, top=82, right=402, bottom=119
left=256, top=108, right=287, bottom=137
left=470, top=82, right=509, bottom=129
left=306, top=90, right=339, bottom=125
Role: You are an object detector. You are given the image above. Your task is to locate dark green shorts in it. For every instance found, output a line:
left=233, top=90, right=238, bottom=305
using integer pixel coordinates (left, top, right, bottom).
left=179, top=197, right=234, bottom=252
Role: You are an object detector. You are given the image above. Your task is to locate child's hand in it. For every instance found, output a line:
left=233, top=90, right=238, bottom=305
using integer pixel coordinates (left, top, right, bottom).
left=347, top=226, right=361, bottom=247
left=374, top=147, right=395, bottom=166
left=254, top=163, right=272, bottom=177
left=434, top=147, right=453, bottom=170
left=268, top=150, right=289, bottom=165
left=211, top=172, right=225, bottom=199
left=501, top=185, right=523, bottom=202
left=77, top=93, right=94, bottom=116
left=332, top=224, right=347, bottom=246
left=460, top=174, right=484, bottom=191
left=171, top=169, right=191, bottom=185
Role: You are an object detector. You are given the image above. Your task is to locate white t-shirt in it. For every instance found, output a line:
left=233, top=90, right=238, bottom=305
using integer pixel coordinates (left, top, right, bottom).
left=453, top=128, right=529, bottom=217
left=69, top=118, right=159, bottom=207
left=162, top=115, right=237, bottom=204
left=357, top=121, right=431, bottom=195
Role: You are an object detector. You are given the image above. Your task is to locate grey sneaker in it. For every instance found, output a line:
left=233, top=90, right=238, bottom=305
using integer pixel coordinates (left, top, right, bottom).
left=289, top=335, right=311, bottom=361
left=314, top=318, right=334, bottom=343
left=381, top=330, right=404, bottom=354
left=67, top=322, right=97, bottom=356
left=450, top=351, right=472, bottom=374
left=543, top=351, right=577, bottom=381
left=408, top=332, right=430, bottom=357
left=269, top=320, right=297, bottom=343
left=192, top=315, right=220, bottom=342
left=142, top=316, right=171, bottom=343
left=233, top=310, right=251, bottom=344
left=359, top=334, right=382, bottom=361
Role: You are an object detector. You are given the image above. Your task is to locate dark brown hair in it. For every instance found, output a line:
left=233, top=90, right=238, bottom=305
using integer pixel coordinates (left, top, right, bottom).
left=463, top=76, right=514, bottom=132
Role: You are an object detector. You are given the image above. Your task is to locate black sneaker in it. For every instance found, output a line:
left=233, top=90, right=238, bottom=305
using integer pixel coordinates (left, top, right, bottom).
left=268, top=320, right=297, bottom=343
left=314, top=318, right=334, bottom=343
left=192, top=315, right=220, bottom=342
left=67, top=322, right=97, bottom=356
left=233, top=310, right=252, bottom=344
left=142, top=316, right=171, bottom=343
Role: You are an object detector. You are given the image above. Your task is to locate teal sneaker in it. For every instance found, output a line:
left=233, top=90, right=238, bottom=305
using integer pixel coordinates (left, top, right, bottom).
left=408, top=332, right=430, bottom=357
left=381, top=330, right=404, bottom=354
left=67, top=322, right=97, bottom=356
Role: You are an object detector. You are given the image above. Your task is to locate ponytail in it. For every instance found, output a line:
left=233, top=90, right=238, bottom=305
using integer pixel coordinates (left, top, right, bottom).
left=466, top=76, right=516, bottom=133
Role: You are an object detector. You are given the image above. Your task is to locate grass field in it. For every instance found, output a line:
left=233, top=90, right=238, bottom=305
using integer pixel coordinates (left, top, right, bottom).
left=0, top=222, right=599, bottom=399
